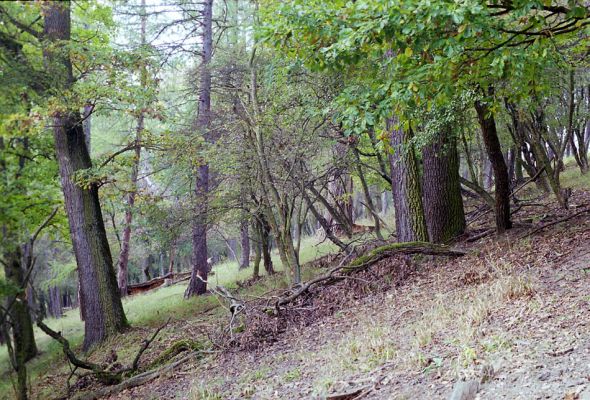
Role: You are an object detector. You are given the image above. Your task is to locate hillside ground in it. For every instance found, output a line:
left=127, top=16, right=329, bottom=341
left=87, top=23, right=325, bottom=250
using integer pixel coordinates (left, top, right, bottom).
left=1, top=165, right=589, bottom=400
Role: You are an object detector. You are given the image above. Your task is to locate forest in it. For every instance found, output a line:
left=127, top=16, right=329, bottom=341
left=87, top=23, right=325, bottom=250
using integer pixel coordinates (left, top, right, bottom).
left=1, top=0, right=589, bottom=399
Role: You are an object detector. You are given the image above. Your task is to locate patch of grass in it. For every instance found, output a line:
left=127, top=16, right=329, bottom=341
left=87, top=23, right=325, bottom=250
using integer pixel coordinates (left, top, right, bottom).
left=560, top=158, right=590, bottom=190
left=189, top=384, right=223, bottom=400
left=283, top=367, right=301, bottom=382
left=0, top=235, right=340, bottom=399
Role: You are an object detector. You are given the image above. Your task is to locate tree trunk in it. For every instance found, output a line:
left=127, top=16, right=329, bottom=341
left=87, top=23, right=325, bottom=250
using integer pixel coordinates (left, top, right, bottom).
left=168, top=241, right=176, bottom=276
left=141, top=254, right=153, bottom=282
left=304, top=191, right=347, bottom=250
left=186, top=0, right=213, bottom=297
left=326, top=142, right=354, bottom=236
left=252, top=221, right=262, bottom=279
left=238, top=220, right=250, bottom=269
left=43, top=1, right=127, bottom=350
left=117, top=0, right=147, bottom=297
left=422, top=134, right=466, bottom=243
left=387, top=118, right=428, bottom=242
left=3, top=248, right=37, bottom=362
left=474, top=93, right=512, bottom=234
left=353, top=148, right=384, bottom=239
left=259, top=214, right=274, bottom=275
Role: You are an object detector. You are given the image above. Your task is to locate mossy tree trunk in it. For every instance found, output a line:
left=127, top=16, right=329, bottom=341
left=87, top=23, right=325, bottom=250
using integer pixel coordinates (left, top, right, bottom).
left=387, top=118, right=429, bottom=242
left=44, top=1, right=128, bottom=350
left=422, top=133, right=466, bottom=243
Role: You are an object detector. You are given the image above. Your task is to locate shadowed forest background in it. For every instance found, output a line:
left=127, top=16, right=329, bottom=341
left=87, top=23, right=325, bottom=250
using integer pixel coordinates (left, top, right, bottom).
left=1, top=1, right=590, bottom=399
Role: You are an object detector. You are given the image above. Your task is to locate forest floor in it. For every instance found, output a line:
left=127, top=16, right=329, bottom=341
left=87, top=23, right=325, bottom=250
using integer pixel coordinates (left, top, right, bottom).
left=108, top=172, right=590, bottom=400
left=2, top=168, right=590, bottom=400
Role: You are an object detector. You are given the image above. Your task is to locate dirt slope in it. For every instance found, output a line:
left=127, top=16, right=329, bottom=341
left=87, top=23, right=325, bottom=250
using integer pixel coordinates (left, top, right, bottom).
left=107, top=193, right=590, bottom=400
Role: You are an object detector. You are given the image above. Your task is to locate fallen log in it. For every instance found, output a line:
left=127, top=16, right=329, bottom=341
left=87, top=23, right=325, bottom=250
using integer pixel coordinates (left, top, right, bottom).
left=271, top=242, right=465, bottom=310
left=127, top=272, right=192, bottom=295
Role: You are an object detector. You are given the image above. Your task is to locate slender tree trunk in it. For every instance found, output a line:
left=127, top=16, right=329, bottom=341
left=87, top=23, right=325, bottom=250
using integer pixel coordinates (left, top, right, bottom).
left=141, top=254, right=153, bottom=282
left=259, top=214, right=274, bottom=275
left=422, top=134, right=465, bottom=243
left=304, top=192, right=347, bottom=250
left=168, top=241, right=176, bottom=276
left=352, top=148, right=384, bottom=239
left=252, top=221, right=262, bottom=278
left=326, top=143, right=354, bottom=236
left=117, top=0, right=147, bottom=296
left=238, top=220, right=250, bottom=269
left=186, top=0, right=213, bottom=297
left=248, top=48, right=299, bottom=284
left=474, top=93, right=512, bottom=233
left=387, top=118, right=428, bottom=242
left=44, top=1, right=127, bottom=349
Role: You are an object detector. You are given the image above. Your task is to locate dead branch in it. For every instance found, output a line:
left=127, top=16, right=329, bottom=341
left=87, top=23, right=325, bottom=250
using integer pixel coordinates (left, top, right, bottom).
left=271, top=242, right=465, bottom=310
left=210, top=286, right=245, bottom=338
left=466, top=228, right=495, bottom=243
left=510, top=165, right=547, bottom=199
left=520, top=206, right=590, bottom=238
left=72, top=351, right=201, bottom=400
left=36, top=318, right=170, bottom=384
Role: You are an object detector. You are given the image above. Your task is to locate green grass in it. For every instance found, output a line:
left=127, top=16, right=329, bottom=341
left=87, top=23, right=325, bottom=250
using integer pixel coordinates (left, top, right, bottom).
left=560, top=158, right=590, bottom=190
left=0, top=235, right=340, bottom=398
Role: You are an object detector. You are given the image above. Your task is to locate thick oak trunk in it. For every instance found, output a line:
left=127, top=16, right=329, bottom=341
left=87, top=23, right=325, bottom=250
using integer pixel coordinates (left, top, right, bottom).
left=44, top=2, right=127, bottom=350
left=422, top=134, right=466, bottom=243
left=388, top=118, right=428, bottom=242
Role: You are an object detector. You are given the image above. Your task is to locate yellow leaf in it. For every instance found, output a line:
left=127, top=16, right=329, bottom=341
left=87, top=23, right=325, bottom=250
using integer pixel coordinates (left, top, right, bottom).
left=405, top=47, right=413, bottom=57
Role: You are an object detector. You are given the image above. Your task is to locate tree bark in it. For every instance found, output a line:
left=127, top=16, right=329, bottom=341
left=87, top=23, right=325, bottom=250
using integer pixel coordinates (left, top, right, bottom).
left=352, top=148, right=384, bottom=239
left=3, top=248, right=37, bottom=362
left=43, top=1, right=127, bottom=350
left=117, top=0, right=147, bottom=296
left=474, top=92, right=512, bottom=233
left=326, top=142, right=354, bottom=236
left=422, top=134, right=466, bottom=243
left=238, top=220, right=250, bottom=269
left=387, top=118, right=428, bottom=242
left=186, top=0, right=213, bottom=297
left=141, top=254, right=153, bottom=282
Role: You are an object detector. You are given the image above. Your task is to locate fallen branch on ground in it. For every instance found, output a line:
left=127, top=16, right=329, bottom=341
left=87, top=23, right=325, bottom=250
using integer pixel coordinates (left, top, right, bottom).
left=36, top=318, right=170, bottom=385
left=72, top=351, right=202, bottom=400
left=520, top=206, right=590, bottom=238
left=270, top=242, right=465, bottom=311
